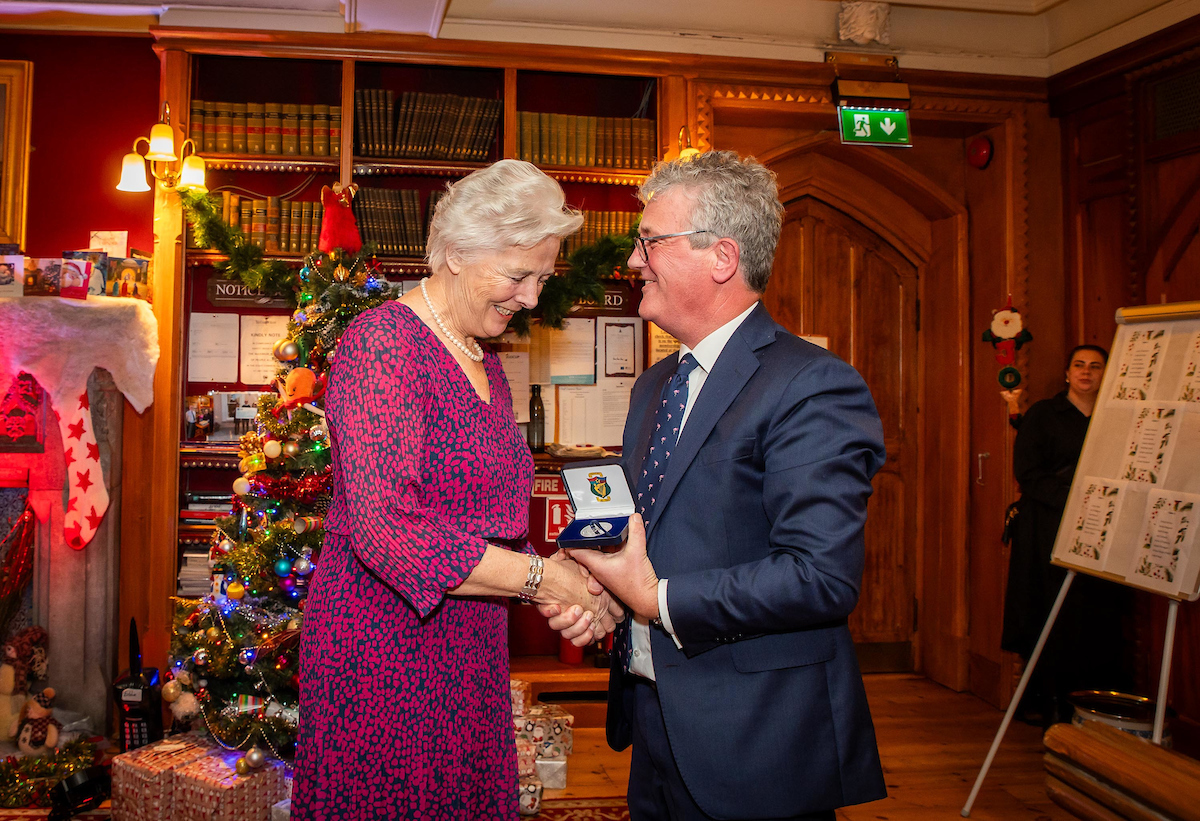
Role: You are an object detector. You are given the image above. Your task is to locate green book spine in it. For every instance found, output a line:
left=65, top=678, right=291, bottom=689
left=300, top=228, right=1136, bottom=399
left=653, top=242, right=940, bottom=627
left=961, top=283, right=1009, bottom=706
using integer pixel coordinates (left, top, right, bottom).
left=240, top=201, right=252, bottom=236
left=264, top=103, right=282, bottom=155
left=232, top=102, right=247, bottom=154
left=329, top=106, right=341, bottom=158
left=281, top=104, right=300, bottom=156
left=312, top=104, right=329, bottom=157
left=566, top=115, right=577, bottom=167
left=300, top=202, right=313, bottom=255
left=215, top=102, right=233, bottom=153
left=189, top=99, right=205, bottom=152
left=251, top=199, right=267, bottom=248
left=279, top=200, right=291, bottom=253
left=299, top=104, right=313, bottom=156
left=246, top=103, right=264, bottom=155
left=203, top=102, right=218, bottom=153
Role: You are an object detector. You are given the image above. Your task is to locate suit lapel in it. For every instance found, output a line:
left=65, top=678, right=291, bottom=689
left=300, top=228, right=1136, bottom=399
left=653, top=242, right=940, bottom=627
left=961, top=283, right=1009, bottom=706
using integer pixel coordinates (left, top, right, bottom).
left=645, top=306, right=776, bottom=540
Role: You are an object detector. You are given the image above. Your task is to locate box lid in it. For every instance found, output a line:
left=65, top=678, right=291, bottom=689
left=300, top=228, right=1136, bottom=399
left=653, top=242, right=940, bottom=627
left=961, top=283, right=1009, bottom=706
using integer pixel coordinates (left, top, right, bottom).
left=561, top=459, right=634, bottom=520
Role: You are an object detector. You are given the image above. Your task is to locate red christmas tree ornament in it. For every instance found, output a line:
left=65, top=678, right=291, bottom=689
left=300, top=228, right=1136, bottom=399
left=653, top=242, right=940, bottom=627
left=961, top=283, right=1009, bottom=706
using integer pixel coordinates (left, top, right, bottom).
left=318, top=183, right=363, bottom=255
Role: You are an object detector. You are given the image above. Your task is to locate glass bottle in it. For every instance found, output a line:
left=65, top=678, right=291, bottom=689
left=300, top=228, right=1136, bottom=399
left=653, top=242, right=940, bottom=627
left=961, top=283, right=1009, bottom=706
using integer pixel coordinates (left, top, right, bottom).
left=528, top=384, right=545, bottom=453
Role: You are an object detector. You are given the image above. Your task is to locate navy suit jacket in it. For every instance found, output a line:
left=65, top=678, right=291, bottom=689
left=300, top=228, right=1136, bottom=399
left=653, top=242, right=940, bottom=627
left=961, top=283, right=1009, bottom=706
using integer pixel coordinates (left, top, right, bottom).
left=608, top=303, right=888, bottom=819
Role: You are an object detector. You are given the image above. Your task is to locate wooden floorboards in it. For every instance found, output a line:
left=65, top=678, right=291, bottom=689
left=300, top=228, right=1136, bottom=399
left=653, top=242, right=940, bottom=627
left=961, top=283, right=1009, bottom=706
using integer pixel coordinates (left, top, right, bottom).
left=550, top=673, right=1071, bottom=821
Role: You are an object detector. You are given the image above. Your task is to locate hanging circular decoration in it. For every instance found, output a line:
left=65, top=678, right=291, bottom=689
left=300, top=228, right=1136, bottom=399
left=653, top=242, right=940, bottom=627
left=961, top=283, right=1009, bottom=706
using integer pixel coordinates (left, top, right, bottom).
left=997, top=366, right=1022, bottom=389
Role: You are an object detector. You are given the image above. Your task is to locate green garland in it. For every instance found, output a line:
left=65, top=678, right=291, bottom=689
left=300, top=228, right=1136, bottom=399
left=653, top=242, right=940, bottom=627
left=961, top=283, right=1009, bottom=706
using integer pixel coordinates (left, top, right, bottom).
left=178, top=190, right=299, bottom=300
left=0, top=740, right=97, bottom=808
left=510, top=223, right=637, bottom=336
left=179, top=187, right=620, bottom=333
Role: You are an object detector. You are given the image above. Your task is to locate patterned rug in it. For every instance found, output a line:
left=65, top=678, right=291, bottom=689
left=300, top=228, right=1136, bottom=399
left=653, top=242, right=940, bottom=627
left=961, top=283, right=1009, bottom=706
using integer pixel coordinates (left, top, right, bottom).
left=538, top=797, right=629, bottom=820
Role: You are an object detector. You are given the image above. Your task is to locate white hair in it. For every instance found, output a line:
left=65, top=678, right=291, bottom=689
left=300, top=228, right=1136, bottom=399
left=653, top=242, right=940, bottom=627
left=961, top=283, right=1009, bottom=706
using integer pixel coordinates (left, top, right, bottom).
left=426, top=159, right=583, bottom=273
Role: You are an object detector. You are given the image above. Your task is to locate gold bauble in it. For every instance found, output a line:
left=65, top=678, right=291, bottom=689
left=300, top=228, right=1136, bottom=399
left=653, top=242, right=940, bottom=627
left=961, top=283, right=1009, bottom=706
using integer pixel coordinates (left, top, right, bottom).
left=333, top=264, right=350, bottom=283
left=235, top=757, right=251, bottom=776
left=283, top=441, right=301, bottom=458
left=162, top=680, right=183, bottom=703
left=206, top=626, right=220, bottom=640
left=227, top=581, right=246, bottom=600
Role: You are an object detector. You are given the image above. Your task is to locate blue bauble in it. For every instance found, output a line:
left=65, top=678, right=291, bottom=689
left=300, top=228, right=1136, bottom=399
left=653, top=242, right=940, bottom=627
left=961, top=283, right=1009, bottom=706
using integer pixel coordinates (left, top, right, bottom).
left=274, top=558, right=294, bottom=577
left=299, top=266, right=312, bottom=283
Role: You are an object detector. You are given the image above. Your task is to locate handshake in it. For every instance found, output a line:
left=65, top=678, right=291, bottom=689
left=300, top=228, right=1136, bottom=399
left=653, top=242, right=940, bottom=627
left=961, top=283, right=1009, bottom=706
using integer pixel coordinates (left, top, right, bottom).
left=533, top=514, right=659, bottom=647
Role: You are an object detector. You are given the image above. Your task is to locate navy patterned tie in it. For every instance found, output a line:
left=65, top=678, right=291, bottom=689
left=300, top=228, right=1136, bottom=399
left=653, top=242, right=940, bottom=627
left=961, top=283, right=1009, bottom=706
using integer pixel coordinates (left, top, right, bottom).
left=635, top=353, right=699, bottom=524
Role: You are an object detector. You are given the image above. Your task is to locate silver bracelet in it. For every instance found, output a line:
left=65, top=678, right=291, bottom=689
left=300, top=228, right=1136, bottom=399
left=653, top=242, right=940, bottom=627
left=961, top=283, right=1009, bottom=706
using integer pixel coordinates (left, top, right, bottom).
left=517, top=554, right=545, bottom=602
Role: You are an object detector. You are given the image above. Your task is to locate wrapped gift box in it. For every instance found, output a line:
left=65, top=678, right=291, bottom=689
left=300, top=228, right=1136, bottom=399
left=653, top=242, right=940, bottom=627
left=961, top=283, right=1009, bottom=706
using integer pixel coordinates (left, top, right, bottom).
left=517, top=775, right=543, bottom=816
left=111, top=735, right=216, bottom=821
left=510, top=678, right=532, bottom=716
left=536, top=727, right=573, bottom=760
left=175, top=751, right=288, bottom=821
left=535, top=757, right=568, bottom=790
left=516, top=737, right=537, bottom=778
left=513, top=704, right=574, bottom=747
left=271, top=798, right=291, bottom=821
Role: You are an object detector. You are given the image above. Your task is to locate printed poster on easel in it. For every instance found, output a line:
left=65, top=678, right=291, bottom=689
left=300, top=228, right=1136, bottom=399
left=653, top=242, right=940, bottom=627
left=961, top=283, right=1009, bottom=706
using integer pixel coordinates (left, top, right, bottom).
left=1052, top=305, right=1200, bottom=602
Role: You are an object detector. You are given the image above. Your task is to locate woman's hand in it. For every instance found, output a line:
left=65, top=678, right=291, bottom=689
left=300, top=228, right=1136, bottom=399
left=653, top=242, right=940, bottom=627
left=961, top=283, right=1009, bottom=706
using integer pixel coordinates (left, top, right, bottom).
left=535, top=551, right=624, bottom=646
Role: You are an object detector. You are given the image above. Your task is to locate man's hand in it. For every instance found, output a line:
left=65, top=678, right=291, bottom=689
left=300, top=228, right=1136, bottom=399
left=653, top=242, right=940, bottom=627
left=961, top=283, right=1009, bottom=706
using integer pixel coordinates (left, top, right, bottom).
left=535, top=551, right=625, bottom=646
left=569, top=515, right=659, bottom=620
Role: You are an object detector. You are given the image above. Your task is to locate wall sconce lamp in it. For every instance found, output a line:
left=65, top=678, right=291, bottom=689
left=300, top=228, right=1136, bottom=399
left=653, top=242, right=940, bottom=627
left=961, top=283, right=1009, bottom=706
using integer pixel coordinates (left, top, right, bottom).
left=677, top=126, right=701, bottom=162
left=117, top=102, right=207, bottom=193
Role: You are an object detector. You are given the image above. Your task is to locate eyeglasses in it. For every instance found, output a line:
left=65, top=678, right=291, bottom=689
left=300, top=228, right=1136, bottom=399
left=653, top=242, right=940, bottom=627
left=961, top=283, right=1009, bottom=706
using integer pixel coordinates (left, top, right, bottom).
left=632, top=230, right=714, bottom=263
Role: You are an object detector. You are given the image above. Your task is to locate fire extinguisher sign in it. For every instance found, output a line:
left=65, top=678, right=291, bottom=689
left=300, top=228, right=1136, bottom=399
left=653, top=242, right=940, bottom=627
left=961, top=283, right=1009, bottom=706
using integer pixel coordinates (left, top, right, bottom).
left=544, top=496, right=575, bottom=542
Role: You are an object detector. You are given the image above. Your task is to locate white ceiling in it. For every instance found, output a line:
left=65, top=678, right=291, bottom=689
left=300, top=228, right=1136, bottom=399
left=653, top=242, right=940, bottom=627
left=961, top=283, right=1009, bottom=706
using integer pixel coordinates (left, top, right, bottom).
left=1, top=0, right=1198, bottom=77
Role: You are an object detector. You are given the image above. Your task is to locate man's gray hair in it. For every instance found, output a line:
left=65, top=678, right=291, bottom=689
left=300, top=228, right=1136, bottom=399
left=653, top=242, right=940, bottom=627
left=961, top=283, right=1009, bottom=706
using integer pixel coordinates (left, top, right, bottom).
left=427, top=159, right=583, bottom=273
left=639, top=150, right=784, bottom=293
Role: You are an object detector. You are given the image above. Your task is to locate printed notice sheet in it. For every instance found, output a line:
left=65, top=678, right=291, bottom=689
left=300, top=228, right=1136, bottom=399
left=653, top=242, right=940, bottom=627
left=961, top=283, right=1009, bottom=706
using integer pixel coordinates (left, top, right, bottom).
left=1110, top=327, right=1168, bottom=403
left=499, top=351, right=531, bottom=424
left=604, top=322, right=636, bottom=377
left=240, top=315, right=291, bottom=386
left=1128, top=489, right=1199, bottom=596
left=188, top=313, right=240, bottom=383
left=648, top=322, right=681, bottom=367
left=550, top=318, right=596, bottom=385
left=1066, top=477, right=1126, bottom=568
left=1177, top=330, right=1200, bottom=407
left=1120, top=403, right=1181, bottom=485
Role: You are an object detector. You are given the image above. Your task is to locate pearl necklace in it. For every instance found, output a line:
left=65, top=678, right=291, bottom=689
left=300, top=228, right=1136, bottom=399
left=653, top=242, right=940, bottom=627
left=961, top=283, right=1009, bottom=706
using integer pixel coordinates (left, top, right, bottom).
left=420, top=278, right=484, bottom=362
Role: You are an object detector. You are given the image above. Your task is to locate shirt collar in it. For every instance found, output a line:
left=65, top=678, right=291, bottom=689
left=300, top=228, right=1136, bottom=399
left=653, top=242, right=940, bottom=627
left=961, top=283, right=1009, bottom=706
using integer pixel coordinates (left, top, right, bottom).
left=679, top=301, right=759, bottom=374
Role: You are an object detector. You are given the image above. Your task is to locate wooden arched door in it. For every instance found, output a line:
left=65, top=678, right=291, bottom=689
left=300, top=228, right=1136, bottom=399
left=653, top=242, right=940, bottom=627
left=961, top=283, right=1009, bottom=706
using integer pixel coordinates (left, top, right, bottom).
left=765, top=196, right=920, bottom=670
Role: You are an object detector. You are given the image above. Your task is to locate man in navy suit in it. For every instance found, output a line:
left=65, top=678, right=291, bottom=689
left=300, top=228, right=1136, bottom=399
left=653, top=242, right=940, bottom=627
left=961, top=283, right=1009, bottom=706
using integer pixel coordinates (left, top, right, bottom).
left=568, top=151, right=888, bottom=820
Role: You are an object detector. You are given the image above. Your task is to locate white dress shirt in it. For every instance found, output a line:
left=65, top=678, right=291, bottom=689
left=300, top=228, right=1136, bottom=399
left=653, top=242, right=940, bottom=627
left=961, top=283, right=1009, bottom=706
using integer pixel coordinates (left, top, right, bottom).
left=627, top=302, right=759, bottom=680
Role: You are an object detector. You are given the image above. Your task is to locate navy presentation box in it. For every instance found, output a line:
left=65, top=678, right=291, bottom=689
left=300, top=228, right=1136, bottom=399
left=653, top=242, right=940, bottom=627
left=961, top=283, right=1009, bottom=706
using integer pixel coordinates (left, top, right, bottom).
left=556, top=459, right=633, bottom=550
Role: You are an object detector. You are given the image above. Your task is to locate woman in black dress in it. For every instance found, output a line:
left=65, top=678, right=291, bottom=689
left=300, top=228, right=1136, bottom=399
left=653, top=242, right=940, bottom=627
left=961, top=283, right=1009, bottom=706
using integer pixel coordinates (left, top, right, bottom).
left=1002, top=344, right=1133, bottom=725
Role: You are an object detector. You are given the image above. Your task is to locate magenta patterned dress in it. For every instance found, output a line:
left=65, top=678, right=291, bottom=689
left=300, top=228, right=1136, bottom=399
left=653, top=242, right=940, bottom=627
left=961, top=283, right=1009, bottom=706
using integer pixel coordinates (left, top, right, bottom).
left=293, top=301, right=534, bottom=820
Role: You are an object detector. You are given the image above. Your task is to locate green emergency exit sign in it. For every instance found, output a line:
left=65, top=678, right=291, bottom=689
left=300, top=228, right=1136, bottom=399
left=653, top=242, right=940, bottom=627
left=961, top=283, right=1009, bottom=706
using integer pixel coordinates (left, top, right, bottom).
left=838, top=107, right=911, bottom=147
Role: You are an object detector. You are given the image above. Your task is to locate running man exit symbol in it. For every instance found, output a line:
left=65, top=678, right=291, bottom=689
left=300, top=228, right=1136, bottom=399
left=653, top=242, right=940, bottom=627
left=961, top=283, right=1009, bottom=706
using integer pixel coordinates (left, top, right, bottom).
left=854, top=113, right=871, bottom=137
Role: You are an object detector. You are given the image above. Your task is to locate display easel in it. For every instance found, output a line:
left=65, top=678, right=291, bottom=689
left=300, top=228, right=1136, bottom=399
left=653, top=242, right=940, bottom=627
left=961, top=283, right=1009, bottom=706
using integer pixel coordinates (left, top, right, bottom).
left=963, top=300, right=1200, bottom=817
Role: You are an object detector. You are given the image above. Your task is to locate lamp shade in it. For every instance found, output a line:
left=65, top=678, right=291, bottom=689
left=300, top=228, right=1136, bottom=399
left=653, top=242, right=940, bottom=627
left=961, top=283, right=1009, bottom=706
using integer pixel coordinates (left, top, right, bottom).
left=116, top=152, right=151, bottom=192
left=146, top=122, right=177, bottom=162
left=178, top=154, right=207, bottom=192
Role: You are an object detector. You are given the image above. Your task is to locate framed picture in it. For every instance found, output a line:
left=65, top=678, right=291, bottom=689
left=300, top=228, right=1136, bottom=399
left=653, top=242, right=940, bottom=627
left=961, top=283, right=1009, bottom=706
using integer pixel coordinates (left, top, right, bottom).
left=0, top=61, right=33, bottom=250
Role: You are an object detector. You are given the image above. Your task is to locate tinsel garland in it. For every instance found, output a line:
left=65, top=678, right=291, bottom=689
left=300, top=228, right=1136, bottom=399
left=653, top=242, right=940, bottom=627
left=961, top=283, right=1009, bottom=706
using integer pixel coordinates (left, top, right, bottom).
left=0, top=505, right=36, bottom=640
left=0, top=740, right=97, bottom=808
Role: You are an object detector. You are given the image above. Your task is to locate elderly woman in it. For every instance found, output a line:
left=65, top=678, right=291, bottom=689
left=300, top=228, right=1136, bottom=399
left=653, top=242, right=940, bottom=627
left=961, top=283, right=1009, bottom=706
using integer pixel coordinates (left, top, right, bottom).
left=293, top=160, right=619, bottom=820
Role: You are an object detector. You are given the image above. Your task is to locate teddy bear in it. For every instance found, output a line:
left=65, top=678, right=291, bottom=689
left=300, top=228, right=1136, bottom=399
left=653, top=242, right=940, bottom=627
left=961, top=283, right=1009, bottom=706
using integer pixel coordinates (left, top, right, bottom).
left=0, top=627, right=49, bottom=742
left=11, top=688, right=60, bottom=756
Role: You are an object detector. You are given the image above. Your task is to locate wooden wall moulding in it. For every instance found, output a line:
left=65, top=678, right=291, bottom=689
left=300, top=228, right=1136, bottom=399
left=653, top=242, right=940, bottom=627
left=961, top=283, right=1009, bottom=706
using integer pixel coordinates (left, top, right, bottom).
left=1124, top=45, right=1200, bottom=305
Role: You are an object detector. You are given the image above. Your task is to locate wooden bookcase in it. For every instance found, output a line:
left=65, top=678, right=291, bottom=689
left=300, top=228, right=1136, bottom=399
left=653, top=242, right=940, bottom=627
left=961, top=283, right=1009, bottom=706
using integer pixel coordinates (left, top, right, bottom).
left=120, top=28, right=681, bottom=672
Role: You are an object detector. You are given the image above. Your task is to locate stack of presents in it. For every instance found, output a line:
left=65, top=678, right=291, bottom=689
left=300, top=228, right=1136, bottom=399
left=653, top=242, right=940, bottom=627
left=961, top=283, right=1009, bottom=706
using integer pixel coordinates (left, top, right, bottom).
left=511, top=678, right=575, bottom=816
left=107, top=683, right=574, bottom=819
left=109, top=735, right=292, bottom=821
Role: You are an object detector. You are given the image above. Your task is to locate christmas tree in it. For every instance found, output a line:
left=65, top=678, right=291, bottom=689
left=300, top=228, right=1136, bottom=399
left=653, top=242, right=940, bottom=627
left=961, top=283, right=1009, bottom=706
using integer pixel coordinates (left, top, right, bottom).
left=166, top=184, right=394, bottom=768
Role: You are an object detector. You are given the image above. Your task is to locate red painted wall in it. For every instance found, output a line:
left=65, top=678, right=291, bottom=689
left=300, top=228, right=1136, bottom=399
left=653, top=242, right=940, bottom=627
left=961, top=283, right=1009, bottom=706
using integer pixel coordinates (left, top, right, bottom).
left=6, top=33, right=159, bottom=257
